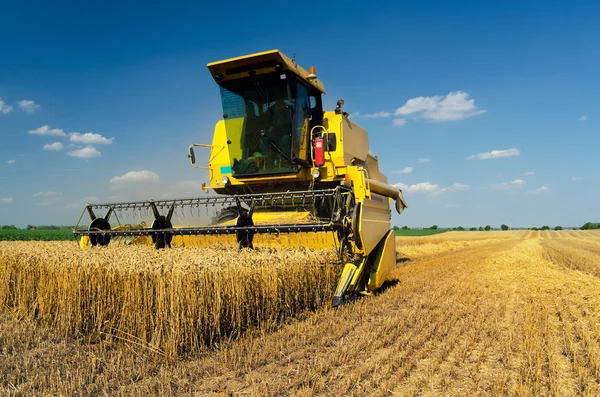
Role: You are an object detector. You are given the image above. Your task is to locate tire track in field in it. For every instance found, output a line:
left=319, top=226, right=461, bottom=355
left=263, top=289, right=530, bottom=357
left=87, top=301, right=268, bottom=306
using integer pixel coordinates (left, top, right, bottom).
left=542, top=238, right=600, bottom=278
left=173, top=239, right=520, bottom=396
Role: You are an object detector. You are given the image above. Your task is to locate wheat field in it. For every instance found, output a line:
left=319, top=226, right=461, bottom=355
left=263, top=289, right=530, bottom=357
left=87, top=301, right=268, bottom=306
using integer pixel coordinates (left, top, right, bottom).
left=0, top=243, right=337, bottom=357
left=1, top=230, right=600, bottom=395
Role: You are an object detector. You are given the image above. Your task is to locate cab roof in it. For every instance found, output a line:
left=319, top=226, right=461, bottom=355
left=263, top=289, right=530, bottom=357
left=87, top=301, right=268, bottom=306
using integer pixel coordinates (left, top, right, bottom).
left=207, top=49, right=326, bottom=94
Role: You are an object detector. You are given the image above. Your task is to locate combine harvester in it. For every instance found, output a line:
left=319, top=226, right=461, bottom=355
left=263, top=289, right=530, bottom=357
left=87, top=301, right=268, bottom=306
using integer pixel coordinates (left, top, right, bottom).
left=73, top=50, right=407, bottom=306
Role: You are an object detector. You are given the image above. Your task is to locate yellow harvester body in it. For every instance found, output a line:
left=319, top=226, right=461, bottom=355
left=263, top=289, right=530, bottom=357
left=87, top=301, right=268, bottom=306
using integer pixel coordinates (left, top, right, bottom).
left=75, top=49, right=407, bottom=306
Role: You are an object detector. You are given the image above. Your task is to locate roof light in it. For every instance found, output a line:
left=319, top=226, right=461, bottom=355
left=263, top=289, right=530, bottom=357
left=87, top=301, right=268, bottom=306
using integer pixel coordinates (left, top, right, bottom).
left=308, top=66, right=317, bottom=80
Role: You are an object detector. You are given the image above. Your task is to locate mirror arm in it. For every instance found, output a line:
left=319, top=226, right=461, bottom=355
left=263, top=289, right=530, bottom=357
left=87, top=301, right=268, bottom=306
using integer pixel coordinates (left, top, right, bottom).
left=188, top=144, right=224, bottom=170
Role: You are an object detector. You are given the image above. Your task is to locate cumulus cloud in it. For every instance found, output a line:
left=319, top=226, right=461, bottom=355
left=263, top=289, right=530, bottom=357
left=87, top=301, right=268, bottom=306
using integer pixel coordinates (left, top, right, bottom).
left=466, top=148, right=520, bottom=160
left=526, top=184, right=551, bottom=195
left=67, top=146, right=101, bottom=158
left=28, top=125, right=66, bottom=137
left=70, top=132, right=114, bottom=145
left=18, top=100, right=40, bottom=113
left=43, top=142, right=64, bottom=151
left=392, top=119, right=407, bottom=127
left=523, top=171, right=535, bottom=176
left=7, top=159, right=15, bottom=164
left=354, top=111, right=391, bottom=118
left=394, top=91, right=486, bottom=122
left=579, top=115, right=587, bottom=121
left=110, top=170, right=160, bottom=185
left=392, top=167, right=414, bottom=175
left=489, top=179, right=526, bottom=190
left=417, top=158, right=431, bottom=163
left=0, top=197, right=13, bottom=203
left=0, top=98, right=13, bottom=114
left=393, top=181, right=469, bottom=195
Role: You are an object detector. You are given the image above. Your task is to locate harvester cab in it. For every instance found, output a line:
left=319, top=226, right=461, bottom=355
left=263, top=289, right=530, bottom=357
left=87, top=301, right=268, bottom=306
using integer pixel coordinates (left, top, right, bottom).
left=74, top=49, right=408, bottom=307
left=189, top=50, right=327, bottom=192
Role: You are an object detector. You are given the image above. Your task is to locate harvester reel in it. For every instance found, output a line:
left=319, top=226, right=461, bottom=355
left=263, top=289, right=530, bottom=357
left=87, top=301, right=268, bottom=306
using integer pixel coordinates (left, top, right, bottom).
left=73, top=189, right=352, bottom=253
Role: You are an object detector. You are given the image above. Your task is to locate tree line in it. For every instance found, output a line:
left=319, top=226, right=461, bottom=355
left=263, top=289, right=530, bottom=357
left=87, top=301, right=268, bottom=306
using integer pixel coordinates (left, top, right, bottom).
left=0, top=225, right=74, bottom=230
left=394, top=223, right=600, bottom=231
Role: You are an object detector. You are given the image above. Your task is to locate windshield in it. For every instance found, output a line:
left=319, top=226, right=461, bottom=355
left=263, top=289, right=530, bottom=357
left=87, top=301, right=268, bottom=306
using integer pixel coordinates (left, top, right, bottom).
left=220, top=72, right=298, bottom=176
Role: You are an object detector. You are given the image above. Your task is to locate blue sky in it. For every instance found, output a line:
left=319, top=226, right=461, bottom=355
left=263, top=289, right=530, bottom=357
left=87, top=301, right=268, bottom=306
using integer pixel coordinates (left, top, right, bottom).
left=0, top=0, right=598, bottom=228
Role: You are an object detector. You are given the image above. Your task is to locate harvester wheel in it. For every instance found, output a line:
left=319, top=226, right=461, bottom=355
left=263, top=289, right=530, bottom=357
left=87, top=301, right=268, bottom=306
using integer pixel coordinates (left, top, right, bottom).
left=151, top=217, right=173, bottom=249
left=88, top=218, right=111, bottom=247
left=235, top=209, right=254, bottom=250
left=213, top=207, right=239, bottom=224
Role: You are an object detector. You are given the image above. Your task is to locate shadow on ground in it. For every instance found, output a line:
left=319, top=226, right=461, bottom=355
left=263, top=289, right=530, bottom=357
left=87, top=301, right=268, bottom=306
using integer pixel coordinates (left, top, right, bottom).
left=374, top=279, right=400, bottom=296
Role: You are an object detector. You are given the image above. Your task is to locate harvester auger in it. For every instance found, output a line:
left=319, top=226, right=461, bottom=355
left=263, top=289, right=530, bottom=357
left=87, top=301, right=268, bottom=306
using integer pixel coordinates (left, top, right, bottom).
left=73, top=50, right=407, bottom=307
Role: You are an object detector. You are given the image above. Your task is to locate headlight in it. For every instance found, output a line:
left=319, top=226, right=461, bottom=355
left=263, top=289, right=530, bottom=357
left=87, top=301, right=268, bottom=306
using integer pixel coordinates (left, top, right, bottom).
left=221, top=176, right=230, bottom=185
left=311, top=169, right=321, bottom=179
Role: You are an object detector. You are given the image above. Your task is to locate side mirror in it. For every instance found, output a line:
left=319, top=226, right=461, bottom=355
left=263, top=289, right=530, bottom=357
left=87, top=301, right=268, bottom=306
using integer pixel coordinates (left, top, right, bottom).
left=188, top=146, right=196, bottom=165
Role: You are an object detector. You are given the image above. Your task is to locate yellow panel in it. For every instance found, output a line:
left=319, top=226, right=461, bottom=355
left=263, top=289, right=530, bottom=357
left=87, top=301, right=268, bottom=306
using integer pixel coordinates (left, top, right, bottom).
left=357, top=197, right=391, bottom=255
left=120, top=231, right=336, bottom=249
left=222, top=117, right=244, bottom=160
left=367, top=230, right=396, bottom=291
left=341, top=117, right=369, bottom=165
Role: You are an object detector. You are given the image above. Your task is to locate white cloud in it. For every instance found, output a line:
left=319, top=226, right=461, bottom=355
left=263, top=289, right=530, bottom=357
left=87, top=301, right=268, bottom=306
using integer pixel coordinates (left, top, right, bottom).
left=392, top=118, right=407, bottom=127
left=70, top=132, right=114, bottom=145
left=110, top=170, right=160, bottom=185
left=444, top=204, right=460, bottom=208
left=28, top=125, right=66, bottom=137
left=43, top=142, right=64, bottom=151
left=356, top=111, right=391, bottom=118
left=417, top=158, right=431, bottom=163
left=0, top=98, right=13, bottom=114
left=579, top=115, right=587, bottom=121
left=67, top=146, right=101, bottom=158
left=440, top=183, right=470, bottom=194
left=7, top=159, right=15, bottom=164
left=392, top=167, right=414, bottom=175
left=64, top=196, right=100, bottom=209
left=526, top=184, right=551, bottom=195
left=523, top=171, right=535, bottom=176
left=489, top=179, right=526, bottom=190
left=18, top=100, right=40, bottom=113
left=33, top=191, right=61, bottom=197
left=0, top=197, right=13, bottom=203
left=393, top=181, right=469, bottom=195
left=466, top=148, right=520, bottom=160
left=159, top=180, right=206, bottom=199
left=394, top=91, right=486, bottom=122
left=33, top=191, right=63, bottom=206
left=572, top=176, right=592, bottom=181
